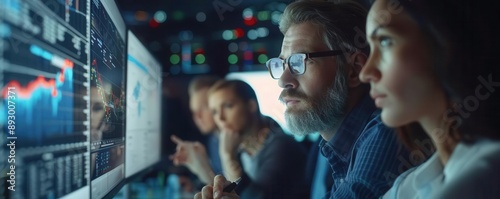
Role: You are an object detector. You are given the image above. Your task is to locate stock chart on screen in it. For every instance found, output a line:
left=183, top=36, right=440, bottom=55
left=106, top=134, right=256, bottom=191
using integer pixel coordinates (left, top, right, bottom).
left=0, top=0, right=90, bottom=198
left=88, top=0, right=126, bottom=198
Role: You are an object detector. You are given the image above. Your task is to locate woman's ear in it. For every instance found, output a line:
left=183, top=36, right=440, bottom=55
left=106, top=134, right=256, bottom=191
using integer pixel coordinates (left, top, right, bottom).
left=347, top=52, right=368, bottom=88
left=248, top=99, right=258, bottom=113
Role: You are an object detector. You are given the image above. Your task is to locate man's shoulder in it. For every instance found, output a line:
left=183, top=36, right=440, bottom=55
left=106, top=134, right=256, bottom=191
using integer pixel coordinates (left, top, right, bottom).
left=357, top=110, right=395, bottom=142
left=364, top=109, right=385, bottom=128
left=351, top=109, right=406, bottom=165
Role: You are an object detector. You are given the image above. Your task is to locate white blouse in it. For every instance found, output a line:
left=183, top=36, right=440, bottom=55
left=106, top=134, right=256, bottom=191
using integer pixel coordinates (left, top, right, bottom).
left=382, top=139, right=500, bottom=199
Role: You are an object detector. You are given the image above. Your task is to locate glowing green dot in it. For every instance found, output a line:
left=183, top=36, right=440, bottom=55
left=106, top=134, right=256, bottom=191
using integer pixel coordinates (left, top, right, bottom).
left=228, top=54, right=238, bottom=64
left=257, top=11, right=269, bottom=21
left=195, top=54, right=206, bottom=64
left=170, top=54, right=180, bottom=64
left=258, top=54, right=268, bottom=64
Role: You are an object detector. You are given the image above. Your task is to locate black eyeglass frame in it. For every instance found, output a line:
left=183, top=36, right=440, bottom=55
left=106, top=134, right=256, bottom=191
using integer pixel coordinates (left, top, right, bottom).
left=265, top=50, right=345, bottom=79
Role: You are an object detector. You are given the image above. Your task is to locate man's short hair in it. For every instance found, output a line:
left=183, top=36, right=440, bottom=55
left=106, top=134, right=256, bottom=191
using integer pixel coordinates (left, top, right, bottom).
left=188, top=75, right=221, bottom=96
left=279, top=0, right=369, bottom=93
left=280, top=0, right=369, bottom=55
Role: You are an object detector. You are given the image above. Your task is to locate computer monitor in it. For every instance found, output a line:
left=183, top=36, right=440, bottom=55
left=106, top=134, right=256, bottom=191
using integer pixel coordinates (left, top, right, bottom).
left=125, top=31, right=161, bottom=178
left=1, top=0, right=90, bottom=198
left=89, top=0, right=127, bottom=198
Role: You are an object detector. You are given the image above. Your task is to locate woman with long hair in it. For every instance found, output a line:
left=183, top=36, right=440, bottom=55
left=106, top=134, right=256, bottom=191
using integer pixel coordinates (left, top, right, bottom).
left=360, top=0, right=500, bottom=198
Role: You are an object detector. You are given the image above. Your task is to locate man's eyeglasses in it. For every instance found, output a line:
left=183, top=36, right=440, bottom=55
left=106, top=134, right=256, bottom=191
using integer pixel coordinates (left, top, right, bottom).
left=265, top=50, right=344, bottom=79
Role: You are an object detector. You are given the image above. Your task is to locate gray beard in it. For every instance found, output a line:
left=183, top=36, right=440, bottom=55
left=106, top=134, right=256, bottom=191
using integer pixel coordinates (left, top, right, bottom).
left=284, top=77, right=348, bottom=136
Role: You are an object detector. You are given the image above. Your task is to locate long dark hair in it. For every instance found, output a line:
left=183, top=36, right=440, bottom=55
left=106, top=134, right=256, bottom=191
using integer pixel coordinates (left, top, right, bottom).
left=395, top=0, right=500, bottom=147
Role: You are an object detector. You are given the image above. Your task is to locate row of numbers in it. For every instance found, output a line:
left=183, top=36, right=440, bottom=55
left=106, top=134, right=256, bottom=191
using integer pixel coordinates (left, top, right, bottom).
left=7, top=87, right=16, bottom=136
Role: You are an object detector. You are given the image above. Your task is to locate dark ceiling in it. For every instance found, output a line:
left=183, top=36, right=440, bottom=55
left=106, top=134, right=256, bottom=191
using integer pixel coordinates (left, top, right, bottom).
left=114, top=0, right=371, bottom=77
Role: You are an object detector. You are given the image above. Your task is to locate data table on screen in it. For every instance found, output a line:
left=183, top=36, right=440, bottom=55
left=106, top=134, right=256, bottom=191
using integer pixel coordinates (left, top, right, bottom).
left=1, top=0, right=91, bottom=198
left=88, top=0, right=127, bottom=198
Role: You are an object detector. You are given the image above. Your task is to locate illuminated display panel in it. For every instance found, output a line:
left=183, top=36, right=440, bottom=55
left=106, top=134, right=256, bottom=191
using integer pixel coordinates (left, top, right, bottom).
left=89, top=0, right=126, bottom=198
left=0, top=0, right=91, bottom=198
left=125, top=30, right=161, bottom=178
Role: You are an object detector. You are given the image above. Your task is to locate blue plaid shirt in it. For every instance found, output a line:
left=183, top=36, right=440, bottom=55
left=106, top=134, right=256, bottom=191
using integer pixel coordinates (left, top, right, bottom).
left=320, top=95, right=410, bottom=199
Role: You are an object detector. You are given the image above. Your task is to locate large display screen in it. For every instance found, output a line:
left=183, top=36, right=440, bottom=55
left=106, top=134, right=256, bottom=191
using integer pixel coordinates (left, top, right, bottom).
left=88, top=0, right=126, bottom=198
left=125, top=30, right=161, bottom=178
left=0, top=0, right=91, bottom=198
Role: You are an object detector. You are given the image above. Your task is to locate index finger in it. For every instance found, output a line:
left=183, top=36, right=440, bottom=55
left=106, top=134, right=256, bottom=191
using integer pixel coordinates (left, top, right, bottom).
left=170, top=135, right=184, bottom=144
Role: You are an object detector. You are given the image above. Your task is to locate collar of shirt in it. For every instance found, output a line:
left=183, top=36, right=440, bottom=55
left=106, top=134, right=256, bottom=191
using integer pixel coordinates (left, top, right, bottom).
left=319, top=94, right=377, bottom=164
left=412, top=153, right=443, bottom=194
left=385, top=140, right=500, bottom=199
left=412, top=139, right=500, bottom=190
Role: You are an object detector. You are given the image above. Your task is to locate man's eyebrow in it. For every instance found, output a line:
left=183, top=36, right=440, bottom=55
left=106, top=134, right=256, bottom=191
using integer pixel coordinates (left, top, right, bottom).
left=278, top=49, right=310, bottom=59
left=370, top=25, right=385, bottom=39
